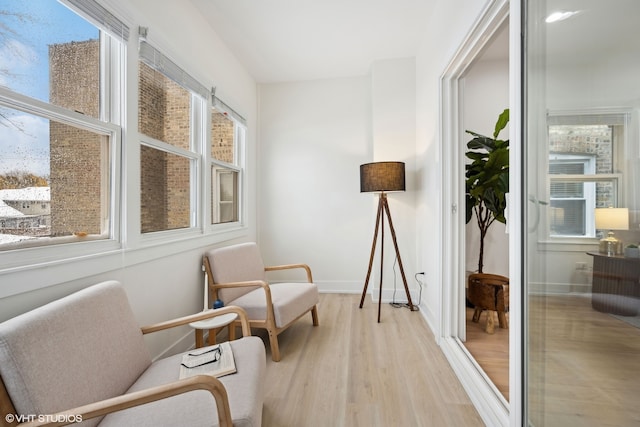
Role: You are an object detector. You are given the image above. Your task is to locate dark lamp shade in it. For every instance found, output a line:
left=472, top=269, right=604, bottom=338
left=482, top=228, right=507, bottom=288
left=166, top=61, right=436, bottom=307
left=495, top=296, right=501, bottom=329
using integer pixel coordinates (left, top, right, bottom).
left=360, top=162, right=406, bottom=193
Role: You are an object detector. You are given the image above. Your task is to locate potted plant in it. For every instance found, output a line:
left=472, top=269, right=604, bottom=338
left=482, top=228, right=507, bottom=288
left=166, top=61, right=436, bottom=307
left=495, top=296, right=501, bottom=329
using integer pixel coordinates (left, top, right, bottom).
left=464, top=109, right=510, bottom=333
left=465, top=108, right=510, bottom=274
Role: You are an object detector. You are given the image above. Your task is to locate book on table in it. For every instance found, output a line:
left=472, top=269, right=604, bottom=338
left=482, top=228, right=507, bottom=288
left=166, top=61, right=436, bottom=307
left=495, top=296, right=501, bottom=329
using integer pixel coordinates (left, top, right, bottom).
left=179, top=341, right=236, bottom=378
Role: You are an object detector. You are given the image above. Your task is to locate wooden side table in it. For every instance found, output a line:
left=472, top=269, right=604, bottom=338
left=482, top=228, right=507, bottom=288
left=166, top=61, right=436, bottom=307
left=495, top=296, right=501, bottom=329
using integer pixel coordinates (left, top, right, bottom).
left=189, top=311, right=238, bottom=348
left=588, top=252, right=640, bottom=316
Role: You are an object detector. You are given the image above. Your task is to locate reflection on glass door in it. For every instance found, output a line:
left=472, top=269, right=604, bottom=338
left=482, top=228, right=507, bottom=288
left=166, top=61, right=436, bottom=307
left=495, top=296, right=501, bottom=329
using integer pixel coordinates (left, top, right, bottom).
left=525, top=0, right=640, bottom=425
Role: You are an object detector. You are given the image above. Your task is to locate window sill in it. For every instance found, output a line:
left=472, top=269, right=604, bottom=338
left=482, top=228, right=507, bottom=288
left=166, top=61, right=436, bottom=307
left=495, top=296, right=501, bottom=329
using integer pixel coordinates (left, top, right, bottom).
left=537, top=238, right=599, bottom=253
left=0, top=225, right=249, bottom=300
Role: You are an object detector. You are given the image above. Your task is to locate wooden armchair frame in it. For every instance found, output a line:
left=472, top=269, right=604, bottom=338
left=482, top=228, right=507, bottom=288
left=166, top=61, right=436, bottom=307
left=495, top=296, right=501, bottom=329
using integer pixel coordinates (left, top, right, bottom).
left=1, top=306, right=252, bottom=427
left=203, top=256, right=319, bottom=362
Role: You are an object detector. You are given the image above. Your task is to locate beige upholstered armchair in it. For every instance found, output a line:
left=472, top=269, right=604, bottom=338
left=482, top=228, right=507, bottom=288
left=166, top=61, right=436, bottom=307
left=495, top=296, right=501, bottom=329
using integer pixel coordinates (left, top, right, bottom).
left=203, top=242, right=319, bottom=362
left=0, top=281, right=265, bottom=427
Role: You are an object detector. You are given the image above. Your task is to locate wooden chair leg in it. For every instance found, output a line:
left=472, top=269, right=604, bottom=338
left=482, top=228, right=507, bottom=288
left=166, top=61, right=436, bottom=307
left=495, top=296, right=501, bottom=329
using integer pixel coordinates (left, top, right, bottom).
left=207, top=328, right=217, bottom=346
left=228, top=324, right=236, bottom=341
left=268, top=329, right=281, bottom=362
left=311, top=306, right=319, bottom=326
left=472, top=308, right=482, bottom=323
left=195, top=329, right=204, bottom=348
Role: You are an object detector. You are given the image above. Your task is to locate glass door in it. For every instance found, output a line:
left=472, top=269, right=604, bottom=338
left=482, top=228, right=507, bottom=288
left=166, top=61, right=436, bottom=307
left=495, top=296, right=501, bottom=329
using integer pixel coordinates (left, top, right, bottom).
left=524, top=0, right=640, bottom=425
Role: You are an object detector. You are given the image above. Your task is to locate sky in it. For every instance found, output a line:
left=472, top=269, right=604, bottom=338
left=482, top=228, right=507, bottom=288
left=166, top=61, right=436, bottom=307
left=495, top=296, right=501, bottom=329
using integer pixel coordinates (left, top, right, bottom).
left=0, top=0, right=97, bottom=176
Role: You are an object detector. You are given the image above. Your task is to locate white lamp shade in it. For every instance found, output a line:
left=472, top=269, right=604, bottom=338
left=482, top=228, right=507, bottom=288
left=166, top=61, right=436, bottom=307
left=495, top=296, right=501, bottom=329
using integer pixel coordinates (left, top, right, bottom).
left=595, top=207, right=629, bottom=230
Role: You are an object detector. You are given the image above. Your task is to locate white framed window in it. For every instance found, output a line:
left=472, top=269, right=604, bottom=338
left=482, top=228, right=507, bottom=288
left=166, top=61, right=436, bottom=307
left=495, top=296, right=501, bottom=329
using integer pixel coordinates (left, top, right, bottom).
left=0, top=0, right=126, bottom=261
left=212, top=168, right=238, bottom=223
left=546, top=112, right=628, bottom=240
left=210, top=97, right=245, bottom=226
left=549, top=154, right=596, bottom=236
left=138, top=37, right=208, bottom=234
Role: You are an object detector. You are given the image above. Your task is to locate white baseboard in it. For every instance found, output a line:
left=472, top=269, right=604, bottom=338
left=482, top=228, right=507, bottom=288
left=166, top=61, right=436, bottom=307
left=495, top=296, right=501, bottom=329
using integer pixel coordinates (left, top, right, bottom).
left=315, top=280, right=363, bottom=294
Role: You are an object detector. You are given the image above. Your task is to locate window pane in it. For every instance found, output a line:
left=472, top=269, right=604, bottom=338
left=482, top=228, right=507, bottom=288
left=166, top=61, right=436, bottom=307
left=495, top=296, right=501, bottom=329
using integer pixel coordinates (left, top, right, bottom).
left=550, top=181, right=584, bottom=198
left=50, top=123, right=108, bottom=237
left=0, top=0, right=100, bottom=117
left=549, top=162, right=584, bottom=175
left=549, top=124, right=613, bottom=174
left=138, top=62, right=191, bottom=150
left=548, top=121, right=620, bottom=238
left=140, top=146, right=191, bottom=233
left=527, top=1, right=640, bottom=425
left=549, top=200, right=586, bottom=235
left=549, top=178, right=597, bottom=237
left=0, top=107, right=110, bottom=248
left=211, top=165, right=238, bottom=224
left=211, top=110, right=235, bottom=163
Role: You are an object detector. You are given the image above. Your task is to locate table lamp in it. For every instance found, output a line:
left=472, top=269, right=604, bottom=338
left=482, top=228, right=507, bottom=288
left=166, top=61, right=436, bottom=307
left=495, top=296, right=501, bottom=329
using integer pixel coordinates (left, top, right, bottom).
left=595, top=207, right=629, bottom=256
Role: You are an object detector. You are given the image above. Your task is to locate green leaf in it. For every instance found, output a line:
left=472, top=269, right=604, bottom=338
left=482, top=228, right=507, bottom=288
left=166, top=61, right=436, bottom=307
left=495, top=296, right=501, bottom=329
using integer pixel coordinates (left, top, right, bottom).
left=493, top=108, right=509, bottom=139
left=465, top=151, right=487, bottom=161
left=466, top=135, right=496, bottom=151
left=465, top=194, right=475, bottom=224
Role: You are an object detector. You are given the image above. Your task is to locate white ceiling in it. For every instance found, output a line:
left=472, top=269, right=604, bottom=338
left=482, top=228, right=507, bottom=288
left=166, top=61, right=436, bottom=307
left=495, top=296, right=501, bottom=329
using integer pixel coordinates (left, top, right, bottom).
left=190, top=0, right=439, bottom=83
left=544, top=0, right=639, bottom=63
left=190, top=0, right=638, bottom=84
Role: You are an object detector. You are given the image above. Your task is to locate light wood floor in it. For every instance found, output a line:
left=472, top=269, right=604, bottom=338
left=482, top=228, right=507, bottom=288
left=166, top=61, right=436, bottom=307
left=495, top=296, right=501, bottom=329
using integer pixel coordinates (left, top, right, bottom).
left=464, top=307, right=509, bottom=400
left=237, top=293, right=639, bottom=426
left=252, top=293, right=485, bottom=427
left=462, top=294, right=640, bottom=426
left=527, top=294, right=640, bottom=427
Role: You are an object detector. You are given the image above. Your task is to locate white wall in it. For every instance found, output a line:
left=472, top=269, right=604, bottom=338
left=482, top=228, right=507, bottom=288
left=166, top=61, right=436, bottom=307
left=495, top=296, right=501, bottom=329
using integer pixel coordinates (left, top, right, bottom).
left=370, top=58, right=419, bottom=302
left=257, top=58, right=419, bottom=303
left=0, top=0, right=258, bottom=359
left=415, top=0, right=492, bottom=331
left=462, top=57, right=510, bottom=277
left=257, top=77, right=372, bottom=292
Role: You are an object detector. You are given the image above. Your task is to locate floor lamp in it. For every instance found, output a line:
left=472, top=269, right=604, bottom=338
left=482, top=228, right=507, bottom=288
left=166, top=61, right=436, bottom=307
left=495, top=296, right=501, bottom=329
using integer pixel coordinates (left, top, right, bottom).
left=359, top=161, right=415, bottom=322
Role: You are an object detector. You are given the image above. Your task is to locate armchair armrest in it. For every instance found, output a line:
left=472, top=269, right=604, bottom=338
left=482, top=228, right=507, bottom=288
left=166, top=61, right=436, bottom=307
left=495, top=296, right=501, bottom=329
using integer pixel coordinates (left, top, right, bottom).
left=209, top=280, right=272, bottom=300
left=141, top=305, right=251, bottom=338
left=265, top=263, right=313, bottom=283
left=208, top=281, right=276, bottom=325
left=18, top=375, right=232, bottom=427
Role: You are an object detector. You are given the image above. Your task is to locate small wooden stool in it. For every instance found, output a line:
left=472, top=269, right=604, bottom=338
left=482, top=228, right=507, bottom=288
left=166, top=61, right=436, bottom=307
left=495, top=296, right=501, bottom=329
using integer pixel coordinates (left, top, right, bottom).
left=189, top=311, right=237, bottom=348
left=468, top=273, right=509, bottom=334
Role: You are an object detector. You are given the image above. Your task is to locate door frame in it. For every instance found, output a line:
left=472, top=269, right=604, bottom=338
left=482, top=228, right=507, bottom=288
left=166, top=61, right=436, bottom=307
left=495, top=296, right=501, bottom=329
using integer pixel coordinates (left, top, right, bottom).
left=438, top=0, right=520, bottom=425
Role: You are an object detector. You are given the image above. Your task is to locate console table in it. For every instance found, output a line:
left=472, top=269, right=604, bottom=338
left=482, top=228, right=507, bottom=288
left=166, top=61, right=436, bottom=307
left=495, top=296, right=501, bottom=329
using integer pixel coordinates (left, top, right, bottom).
left=588, top=252, right=640, bottom=316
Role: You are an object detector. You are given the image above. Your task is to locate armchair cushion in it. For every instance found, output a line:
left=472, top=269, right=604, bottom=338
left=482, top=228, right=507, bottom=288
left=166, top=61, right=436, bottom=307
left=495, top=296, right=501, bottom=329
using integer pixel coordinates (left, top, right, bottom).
left=99, top=337, right=265, bottom=427
left=231, top=282, right=318, bottom=328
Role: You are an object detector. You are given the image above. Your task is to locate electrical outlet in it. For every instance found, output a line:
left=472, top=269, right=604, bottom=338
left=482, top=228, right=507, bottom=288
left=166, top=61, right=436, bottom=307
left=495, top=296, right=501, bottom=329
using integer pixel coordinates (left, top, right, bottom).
left=575, top=262, right=587, bottom=271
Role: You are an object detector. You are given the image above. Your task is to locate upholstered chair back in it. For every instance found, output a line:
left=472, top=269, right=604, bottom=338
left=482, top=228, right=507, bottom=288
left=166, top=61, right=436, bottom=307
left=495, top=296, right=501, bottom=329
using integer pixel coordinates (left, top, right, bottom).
left=206, top=242, right=266, bottom=303
left=0, top=281, right=152, bottom=427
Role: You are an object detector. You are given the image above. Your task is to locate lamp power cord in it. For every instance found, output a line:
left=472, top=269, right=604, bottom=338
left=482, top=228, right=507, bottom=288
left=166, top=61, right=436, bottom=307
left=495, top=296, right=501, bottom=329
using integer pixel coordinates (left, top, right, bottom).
left=389, top=256, right=423, bottom=311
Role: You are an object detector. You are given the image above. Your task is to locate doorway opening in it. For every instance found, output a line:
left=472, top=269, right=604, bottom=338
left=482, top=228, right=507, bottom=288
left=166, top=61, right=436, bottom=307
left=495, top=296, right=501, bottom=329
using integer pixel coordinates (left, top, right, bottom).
left=439, top=0, right=510, bottom=424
